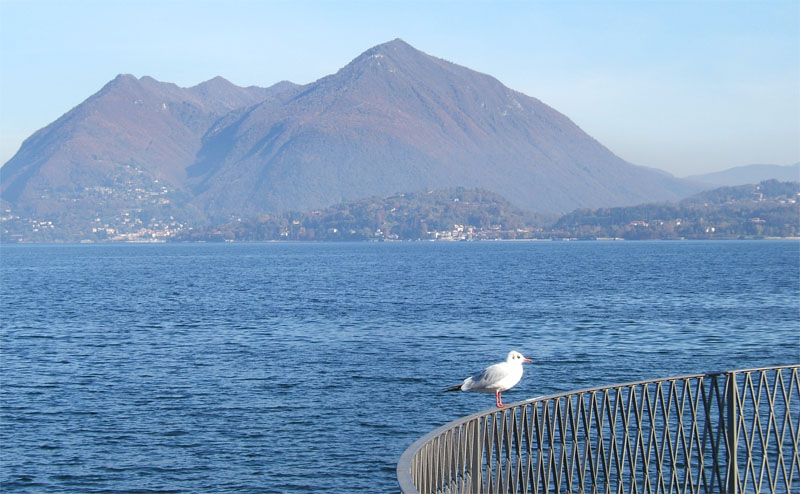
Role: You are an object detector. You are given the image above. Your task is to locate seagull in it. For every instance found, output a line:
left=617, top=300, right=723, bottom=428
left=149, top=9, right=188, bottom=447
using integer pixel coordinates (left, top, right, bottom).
left=446, top=350, right=532, bottom=408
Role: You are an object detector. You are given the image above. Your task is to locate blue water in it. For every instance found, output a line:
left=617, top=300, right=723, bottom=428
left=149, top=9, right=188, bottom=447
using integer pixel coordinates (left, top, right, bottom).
left=1, top=241, right=798, bottom=493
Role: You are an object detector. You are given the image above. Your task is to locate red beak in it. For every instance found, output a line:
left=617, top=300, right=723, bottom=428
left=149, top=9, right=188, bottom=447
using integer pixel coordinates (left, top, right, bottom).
left=524, top=358, right=532, bottom=363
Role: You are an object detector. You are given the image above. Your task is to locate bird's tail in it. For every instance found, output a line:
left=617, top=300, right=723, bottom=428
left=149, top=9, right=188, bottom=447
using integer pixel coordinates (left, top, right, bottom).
left=445, top=384, right=462, bottom=392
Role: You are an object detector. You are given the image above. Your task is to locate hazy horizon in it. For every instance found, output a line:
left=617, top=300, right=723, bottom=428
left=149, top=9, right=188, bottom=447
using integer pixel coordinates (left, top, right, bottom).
left=1, top=1, right=798, bottom=177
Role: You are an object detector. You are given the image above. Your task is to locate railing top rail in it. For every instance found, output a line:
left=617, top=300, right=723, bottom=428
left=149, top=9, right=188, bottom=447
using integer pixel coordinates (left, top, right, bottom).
left=397, top=364, right=799, bottom=494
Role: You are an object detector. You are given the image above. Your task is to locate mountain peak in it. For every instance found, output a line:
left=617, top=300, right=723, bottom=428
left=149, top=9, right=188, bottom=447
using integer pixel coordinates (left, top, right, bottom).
left=193, top=76, right=234, bottom=90
left=371, top=38, right=414, bottom=52
left=114, top=73, right=138, bottom=82
left=105, top=73, right=140, bottom=89
left=357, top=38, right=425, bottom=63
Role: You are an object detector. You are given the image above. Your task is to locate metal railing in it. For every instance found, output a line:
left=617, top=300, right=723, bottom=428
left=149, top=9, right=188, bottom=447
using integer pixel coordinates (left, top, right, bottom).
left=398, top=365, right=799, bottom=493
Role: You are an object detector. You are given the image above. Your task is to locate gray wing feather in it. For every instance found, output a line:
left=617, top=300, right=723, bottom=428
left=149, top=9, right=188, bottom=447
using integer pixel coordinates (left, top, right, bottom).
left=465, top=363, right=506, bottom=391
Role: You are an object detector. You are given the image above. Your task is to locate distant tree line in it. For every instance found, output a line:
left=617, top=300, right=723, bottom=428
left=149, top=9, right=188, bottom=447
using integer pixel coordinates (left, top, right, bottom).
left=5, top=181, right=798, bottom=243
left=173, top=187, right=557, bottom=242
left=552, top=180, right=799, bottom=239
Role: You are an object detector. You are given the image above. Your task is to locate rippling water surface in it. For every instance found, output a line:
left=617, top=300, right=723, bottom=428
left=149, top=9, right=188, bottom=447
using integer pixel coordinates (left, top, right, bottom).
left=2, top=241, right=798, bottom=492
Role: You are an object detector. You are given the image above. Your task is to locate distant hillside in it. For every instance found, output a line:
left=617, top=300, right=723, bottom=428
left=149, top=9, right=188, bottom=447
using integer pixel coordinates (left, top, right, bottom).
left=1, top=38, right=704, bottom=239
left=686, top=163, right=800, bottom=187
left=5, top=181, right=798, bottom=243
left=0, top=75, right=299, bottom=234
left=174, top=188, right=558, bottom=242
left=553, top=180, right=800, bottom=239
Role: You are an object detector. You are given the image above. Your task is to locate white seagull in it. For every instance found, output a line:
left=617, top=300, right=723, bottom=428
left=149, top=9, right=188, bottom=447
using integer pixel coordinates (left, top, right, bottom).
left=446, top=350, right=532, bottom=408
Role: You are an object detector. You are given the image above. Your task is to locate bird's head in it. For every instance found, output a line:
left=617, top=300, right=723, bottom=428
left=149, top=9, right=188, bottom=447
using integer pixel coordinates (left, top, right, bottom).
left=507, top=350, right=532, bottom=364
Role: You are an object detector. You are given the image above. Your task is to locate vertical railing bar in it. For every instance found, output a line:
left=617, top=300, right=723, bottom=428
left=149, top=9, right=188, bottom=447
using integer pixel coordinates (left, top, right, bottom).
left=741, top=371, right=756, bottom=493
left=463, top=420, right=472, bottom=494
left=533, top=401, right=547, bottom=494
left=440, top=431, right=447, bottom=494
left=653, top=381, right=665, bottom=494
left=535, top=400, right=548, bottom=494
left=609, top=386, right=622, bottom=492
left=580, top=392, right=597, bottom=494
left=486, top=412, right=498, bottom=494
left=530, top=402, right=541, bottom=494
left=554, top=396, right=568, bottom=493
left=422, top=441, right=429, bottom=494
left=685, top=378, right=697, bottom=494
left=777, top=366, right=798, bottom=494
left=605, top=388, right=615, bottom=493
left=643, top=382, right=658, bottom=494
left=565, top=393, right=581, bottom=492
left=543, top=399, right=555, bottom=492
left=511, top=408, right=520, bottom=494
left=502, top=408, right=513, bottom=494
left=442, top=430, right=450, bottom=493
left=697, top=376, right=709, bottom=494
left=681, top=379, right=692, bottom=494
left=438, top=432, right=445, bottom=493
left=678, top=379, right=692, bottom=493
left=616, top=386, right=628, bottom=492
left=725, top=370, right=740, bottom=494
left=772, top=368, right=790, bottom=493
left=790, top=368, right=800, bottom=494
left=742, top=370, right=761, bottom=493
left=449, top=427, right=457, bottom=493
left=495, top=409, right=507, bottom=494
left=437, top=434, right=445, bottom=493
left=593, top=389, right=608, bottom=494
left=424, top=441, right=432, bottom=494
left=522, top=404, right=535, bottom=494
left=688, top=376, right=704, bottom=494
left=622, top=386, right=634, bottom=494
left=654, top=380, right=668, bottom=494
left=714, top=371, right=727, bottom=492
left=665, top=380, right=679, bottom=494
left=772, top=368, right=789, bottom=493
left=456, top=423, right=465, bottom=494
left=470, top=416, right=484, bottom=494
left=550, top=397, right=562, bottom=493
left=631, top=384, right=646, bottom=494
left=519, top=404, right=530, bottom=494
left=759, top=369, right=778, bottom=493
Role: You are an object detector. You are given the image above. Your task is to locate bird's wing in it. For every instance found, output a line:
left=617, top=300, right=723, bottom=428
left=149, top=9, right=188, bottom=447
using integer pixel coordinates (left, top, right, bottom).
left=466, top=362, right=508, bottom=390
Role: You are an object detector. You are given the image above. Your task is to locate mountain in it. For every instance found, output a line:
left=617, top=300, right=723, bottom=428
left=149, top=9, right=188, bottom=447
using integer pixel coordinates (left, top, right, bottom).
left=0, top=75, right=298, bottom=220
left=2, top=38, right=704, bottom=238
left=186, top=39, right=700, bottom=219
left=686, top=163, right=800, bottom=187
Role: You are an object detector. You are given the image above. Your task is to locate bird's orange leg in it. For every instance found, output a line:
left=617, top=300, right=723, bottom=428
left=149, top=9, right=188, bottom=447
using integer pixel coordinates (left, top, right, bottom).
left=496, top=391, right=505, bottom=408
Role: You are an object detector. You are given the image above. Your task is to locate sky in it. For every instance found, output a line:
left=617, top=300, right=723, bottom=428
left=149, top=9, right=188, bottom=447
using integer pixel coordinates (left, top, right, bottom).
left=0, top=0, right=798, bottom=177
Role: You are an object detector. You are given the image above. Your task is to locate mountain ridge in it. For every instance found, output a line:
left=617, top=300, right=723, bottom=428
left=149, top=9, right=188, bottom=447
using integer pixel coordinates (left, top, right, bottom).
left=183, top=38, right=701, bottom=218
left=686, top=162, right=800, bottom=187
left=2, top=38, right=705, bottom=233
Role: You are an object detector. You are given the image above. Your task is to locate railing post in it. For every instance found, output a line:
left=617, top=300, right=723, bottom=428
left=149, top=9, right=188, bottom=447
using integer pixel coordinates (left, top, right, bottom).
left=469, top=417, right=483, bottom=494
left=725, top=371, right=738, bottom=494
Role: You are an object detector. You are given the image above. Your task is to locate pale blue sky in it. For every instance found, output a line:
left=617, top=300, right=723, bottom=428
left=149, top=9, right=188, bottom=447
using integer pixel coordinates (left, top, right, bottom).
left=1, top=0, right=798, bottom=176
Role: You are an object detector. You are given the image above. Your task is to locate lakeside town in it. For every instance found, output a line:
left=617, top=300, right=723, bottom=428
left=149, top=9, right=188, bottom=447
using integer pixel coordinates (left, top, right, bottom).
left=3, top=181, right=798, bottom=243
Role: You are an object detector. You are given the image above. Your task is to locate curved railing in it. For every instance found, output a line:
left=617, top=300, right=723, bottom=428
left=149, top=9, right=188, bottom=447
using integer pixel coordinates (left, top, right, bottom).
left=398, top=365, right=799, bottom=493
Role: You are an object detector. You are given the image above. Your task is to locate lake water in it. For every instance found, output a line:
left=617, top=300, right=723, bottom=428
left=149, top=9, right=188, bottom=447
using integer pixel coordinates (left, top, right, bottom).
left=1, top=241, right=798, bottom=493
